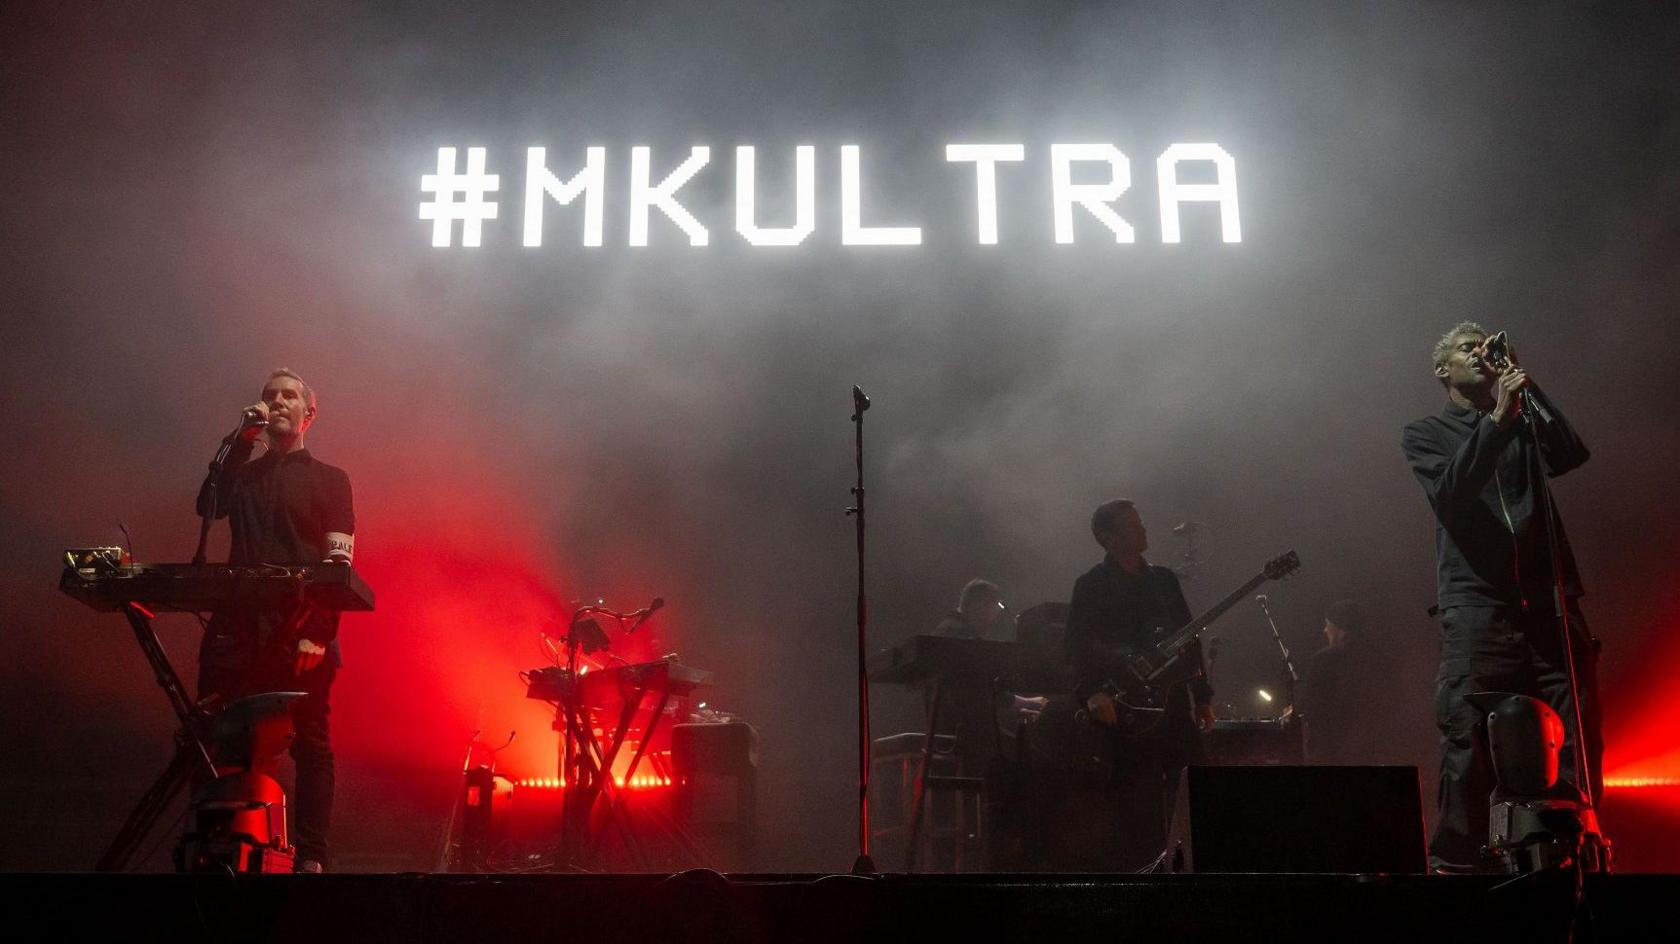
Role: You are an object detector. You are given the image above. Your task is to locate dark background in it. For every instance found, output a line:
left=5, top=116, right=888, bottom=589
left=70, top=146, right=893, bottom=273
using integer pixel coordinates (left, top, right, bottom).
left=3, top=0, right=1677, bottom=872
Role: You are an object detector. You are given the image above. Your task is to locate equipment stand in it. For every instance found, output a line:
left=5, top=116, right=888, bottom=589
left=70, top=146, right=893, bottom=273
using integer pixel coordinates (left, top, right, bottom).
left=96, top=602, right=218, bottom=871
left=1519, top=393, right=1596, bottom=809
left=845, top=385, right=876, bottom=875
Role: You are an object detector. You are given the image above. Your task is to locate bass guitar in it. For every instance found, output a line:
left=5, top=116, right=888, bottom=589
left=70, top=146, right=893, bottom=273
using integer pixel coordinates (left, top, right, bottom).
left=1095, top=550, right=1300, bottom=737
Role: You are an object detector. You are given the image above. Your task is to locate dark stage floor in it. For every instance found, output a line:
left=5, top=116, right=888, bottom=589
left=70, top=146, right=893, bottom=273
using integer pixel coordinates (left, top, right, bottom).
left=2, top=871, right=1672, bottom=943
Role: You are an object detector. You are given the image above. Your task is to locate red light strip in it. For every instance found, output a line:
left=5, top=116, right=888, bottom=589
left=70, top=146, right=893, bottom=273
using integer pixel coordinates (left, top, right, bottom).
left=514, top=775, right=672, bottom=790
left=1605, top=777, right=1680, bottom=789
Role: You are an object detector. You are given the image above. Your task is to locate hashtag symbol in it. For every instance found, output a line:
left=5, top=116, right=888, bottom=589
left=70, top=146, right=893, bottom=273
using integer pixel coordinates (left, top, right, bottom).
left=419, top=147, right=500, bottom=247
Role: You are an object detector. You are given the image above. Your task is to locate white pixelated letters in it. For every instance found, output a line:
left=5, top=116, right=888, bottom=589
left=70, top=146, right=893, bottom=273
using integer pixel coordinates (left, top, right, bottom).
left=523, top=147, right=606, bottom=247
left=946, top=144, right=1026, bottom=245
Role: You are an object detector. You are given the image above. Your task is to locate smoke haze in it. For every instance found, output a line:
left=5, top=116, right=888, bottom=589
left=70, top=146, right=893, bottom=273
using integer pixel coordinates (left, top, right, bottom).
left=2, top=0, right=1676, bottom=870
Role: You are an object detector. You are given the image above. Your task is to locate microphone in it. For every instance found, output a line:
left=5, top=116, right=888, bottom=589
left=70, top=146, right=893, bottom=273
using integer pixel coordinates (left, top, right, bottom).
left=1482, top=331, right=1511, bottom=369
left=235, top=406, right=269, bottom=442
left=625, top=597, right=665, bottom=635
left=223, top=406, right=269, bottom=446
left=1255, top=593, right=1271, bottom=609
left=851, top=385, right=870, bottom=414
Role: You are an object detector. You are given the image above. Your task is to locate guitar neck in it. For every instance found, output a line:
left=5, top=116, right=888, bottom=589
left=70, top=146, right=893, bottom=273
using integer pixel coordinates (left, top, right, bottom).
left=1158, top=570, right=1272, bottom=655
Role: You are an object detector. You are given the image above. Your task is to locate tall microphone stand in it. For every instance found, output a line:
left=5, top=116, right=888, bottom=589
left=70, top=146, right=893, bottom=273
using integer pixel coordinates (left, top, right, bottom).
left=1254, top=595, right=1299, bottom=714
left=1516, top=386, right=1596, bottom=810
left=845, top=385, right=876, bottom=875
left=1486, top=339, right=1597, bottom=812
left=193, top=419, right=263, bottom=565
left=193, top=434, right=241, bottom=565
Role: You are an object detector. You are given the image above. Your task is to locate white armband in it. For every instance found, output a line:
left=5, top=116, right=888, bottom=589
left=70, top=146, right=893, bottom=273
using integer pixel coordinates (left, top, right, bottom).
left=325, top=532, right=355, bottom=563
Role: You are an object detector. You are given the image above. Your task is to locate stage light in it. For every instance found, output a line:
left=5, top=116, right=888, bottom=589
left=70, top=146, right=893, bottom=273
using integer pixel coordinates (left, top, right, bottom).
left=946, top=144, right=1025, bottom=244
left=840, top=145, right=922, bottom=246
left=736, top=146, right=816, bottom=246
left=629, top=146, right=711, bottom=246
left=1050, top=143, right=1134, bottom=244
left=523, top=146, right=606, bottom=247
left=1257, top=689, right=1274, bottom=703
left=1606, top=777, right=1680, bottom=789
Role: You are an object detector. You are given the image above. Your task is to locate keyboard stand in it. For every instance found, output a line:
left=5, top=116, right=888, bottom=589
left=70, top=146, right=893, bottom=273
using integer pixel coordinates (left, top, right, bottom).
left=96, top=601, right=218, bottom=871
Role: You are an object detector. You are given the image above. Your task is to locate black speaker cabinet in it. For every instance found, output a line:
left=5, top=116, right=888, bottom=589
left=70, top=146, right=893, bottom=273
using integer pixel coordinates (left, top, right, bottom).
left=1168, top=765, right=1426, bottom=873
left=672, top=722, right=758, bottom=870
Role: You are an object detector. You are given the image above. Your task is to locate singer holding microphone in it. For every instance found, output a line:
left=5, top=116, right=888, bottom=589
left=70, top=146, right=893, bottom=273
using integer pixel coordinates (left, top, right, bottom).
left=195, top=368, right=355, bottom=872
left=1402, top=323, right=1600, bottom=873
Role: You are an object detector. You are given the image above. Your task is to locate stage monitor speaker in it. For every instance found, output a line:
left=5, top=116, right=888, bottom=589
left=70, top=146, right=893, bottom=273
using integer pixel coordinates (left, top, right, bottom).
left=1169, top=765, right=1426, bottom=873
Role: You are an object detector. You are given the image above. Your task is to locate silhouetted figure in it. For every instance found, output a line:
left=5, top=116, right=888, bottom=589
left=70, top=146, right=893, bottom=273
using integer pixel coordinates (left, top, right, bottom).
left=933, top=578, right=1009, bottom=641
left=1062, top=499, right=1214, bottom=870
left=1299, top=599, right=1385, bottom=765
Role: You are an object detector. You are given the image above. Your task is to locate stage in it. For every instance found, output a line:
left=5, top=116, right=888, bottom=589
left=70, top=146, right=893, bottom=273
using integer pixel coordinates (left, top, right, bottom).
left=6, top=4, right=1680, bottom=935
left=3, top=870, right=1672, bottom=942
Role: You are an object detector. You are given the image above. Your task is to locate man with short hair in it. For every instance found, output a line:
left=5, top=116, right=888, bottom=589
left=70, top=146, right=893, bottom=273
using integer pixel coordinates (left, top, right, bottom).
left=1401, top=323, right=1601, bottom=872
left=933, top=578, right=1008, bottom=641
left=196, top=368, right=355, bottom=871
left=1063, top=499, right=1214, bottom=868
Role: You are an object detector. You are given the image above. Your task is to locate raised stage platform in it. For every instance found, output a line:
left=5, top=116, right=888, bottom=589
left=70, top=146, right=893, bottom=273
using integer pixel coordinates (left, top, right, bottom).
left=3, top=871, right=1671, bottom=943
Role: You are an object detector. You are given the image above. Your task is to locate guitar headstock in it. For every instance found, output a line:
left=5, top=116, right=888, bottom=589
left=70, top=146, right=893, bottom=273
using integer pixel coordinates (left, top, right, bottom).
left=1265, top=550, right=1301, bottom=581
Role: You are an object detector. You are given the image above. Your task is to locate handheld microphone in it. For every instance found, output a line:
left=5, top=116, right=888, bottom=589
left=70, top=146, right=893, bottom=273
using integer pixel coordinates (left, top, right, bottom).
left=1482, top=331, right=1511, bottom=369
left=241, top=406, right=269, bottom=428
left=852, top=385, right=870, bottom=414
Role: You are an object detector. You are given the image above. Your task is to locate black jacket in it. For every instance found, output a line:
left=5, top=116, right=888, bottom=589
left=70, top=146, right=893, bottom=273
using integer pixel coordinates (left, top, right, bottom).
left=1401, top=386, right=1588, bottom=611
left=1064, top=556, right=1214, bottom=707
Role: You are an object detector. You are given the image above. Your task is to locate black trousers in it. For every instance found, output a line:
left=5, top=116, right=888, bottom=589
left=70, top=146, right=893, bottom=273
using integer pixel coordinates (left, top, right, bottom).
left=1430, top=602, right=1602, bottom=869
left=1072, top=689, right=1203, bottom=871
left=198, top=619, right=338, bottom=868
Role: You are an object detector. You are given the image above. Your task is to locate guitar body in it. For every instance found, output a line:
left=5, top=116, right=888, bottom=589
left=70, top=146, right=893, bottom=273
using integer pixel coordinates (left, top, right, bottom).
left=1091, top=550, right=1301, bottom=741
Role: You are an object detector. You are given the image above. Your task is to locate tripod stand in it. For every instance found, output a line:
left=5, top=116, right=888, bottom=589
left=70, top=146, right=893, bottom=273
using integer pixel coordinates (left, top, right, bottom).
left=96, top=602, right=219, bottom=871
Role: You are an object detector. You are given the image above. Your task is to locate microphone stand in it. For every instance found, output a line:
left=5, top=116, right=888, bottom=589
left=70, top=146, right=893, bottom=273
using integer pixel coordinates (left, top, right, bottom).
left=845, top=385, right=875, bottom=875
left=1254, top=596, right=1299, bottom=715
left=192, top=431, right=245, bottom=565
left=1517, top=387, right=1596, bottom=810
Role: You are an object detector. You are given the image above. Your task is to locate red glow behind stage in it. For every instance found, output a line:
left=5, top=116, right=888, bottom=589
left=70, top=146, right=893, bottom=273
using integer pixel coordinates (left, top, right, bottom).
left=1598, top=596, right=1680, bottom=870
left=327, top=436, right=677, bottom=785
left=1604, top=603, right=1680, bottom=797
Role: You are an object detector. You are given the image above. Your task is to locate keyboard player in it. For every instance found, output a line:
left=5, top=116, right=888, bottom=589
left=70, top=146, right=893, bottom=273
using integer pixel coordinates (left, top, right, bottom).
left=194, top=368, right=355, bottom=872
left=929, top=578, right=1011, bottom=767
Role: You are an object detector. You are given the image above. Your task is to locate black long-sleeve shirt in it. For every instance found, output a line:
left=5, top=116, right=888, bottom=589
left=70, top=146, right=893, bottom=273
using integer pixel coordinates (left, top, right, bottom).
left=1064, top=556, right=1214, bottom=707
left=1401, top=386, right=1588, bottom=611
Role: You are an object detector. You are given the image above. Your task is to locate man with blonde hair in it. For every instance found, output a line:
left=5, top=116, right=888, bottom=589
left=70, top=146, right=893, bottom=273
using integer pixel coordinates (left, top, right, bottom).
left=1402, top=323, right=1600, bottom=872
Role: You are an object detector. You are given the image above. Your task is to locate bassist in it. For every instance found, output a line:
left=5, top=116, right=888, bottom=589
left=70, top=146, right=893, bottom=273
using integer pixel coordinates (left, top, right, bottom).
left=1064, top=499, right=1215, bottom=868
